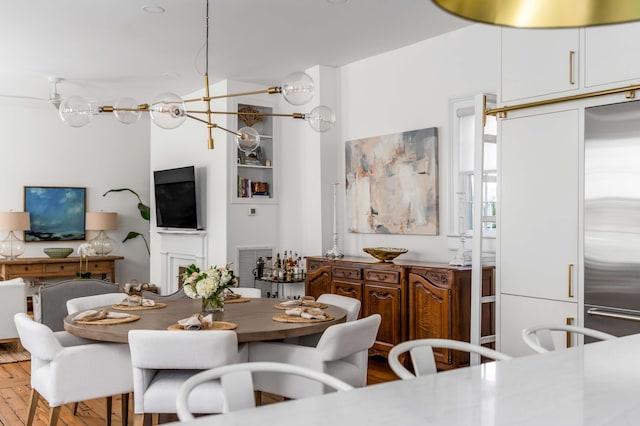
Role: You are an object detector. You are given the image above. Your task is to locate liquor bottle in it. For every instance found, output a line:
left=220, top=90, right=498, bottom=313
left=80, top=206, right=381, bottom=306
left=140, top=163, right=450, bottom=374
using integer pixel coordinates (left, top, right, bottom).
left=275, top=252, right=281, bottom=269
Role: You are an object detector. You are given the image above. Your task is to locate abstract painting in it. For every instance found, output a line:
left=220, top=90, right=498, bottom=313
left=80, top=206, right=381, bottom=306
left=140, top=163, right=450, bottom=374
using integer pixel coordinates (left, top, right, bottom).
left=345, top=127, right=438, bottom=235
left=24, top=186, right=86, bottom=242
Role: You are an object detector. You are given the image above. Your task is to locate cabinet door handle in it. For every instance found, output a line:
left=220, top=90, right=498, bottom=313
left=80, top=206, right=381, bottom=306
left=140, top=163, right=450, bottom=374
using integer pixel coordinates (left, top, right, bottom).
left=569, top=51, right=575, bottom=85
left=567, top=264, right=574, bottom=298
left=566, top=317, right=575, bottom=348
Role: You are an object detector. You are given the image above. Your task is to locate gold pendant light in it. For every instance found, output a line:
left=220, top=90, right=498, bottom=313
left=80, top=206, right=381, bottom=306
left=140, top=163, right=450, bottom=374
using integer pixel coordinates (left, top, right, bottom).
left=432, top=0, right=640, bottom=28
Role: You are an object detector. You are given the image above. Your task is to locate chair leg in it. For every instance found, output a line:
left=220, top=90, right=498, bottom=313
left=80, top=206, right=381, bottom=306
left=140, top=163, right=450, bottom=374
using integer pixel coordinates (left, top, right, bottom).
left=106, top=396, right=112, bottom=426
left=26, top=388, right=39, bottom=426
left=48, top=406, right=61, bottom=426
left=151, top=413, right=159, bottom=425
left=133, top=413, right=145, bottom=426
left=254, top=390, right=262, bottom=406
left=121, top=393, right=129, bottom=426
left=72, top=402, right=79, bottom=415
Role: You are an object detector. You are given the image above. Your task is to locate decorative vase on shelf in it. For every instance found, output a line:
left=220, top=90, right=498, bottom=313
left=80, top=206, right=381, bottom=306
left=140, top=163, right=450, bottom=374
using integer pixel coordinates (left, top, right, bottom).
left=202, top=294, right=225, bottom=313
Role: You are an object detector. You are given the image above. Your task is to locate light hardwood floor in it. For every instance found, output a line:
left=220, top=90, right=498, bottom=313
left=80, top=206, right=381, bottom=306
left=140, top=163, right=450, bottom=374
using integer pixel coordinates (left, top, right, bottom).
left=0, top=355, right=398, bottom=425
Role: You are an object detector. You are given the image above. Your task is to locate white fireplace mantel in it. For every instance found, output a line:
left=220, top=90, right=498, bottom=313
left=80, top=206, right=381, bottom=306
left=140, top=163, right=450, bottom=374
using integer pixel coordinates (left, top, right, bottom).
left=156, top=229, right=208, bottom=294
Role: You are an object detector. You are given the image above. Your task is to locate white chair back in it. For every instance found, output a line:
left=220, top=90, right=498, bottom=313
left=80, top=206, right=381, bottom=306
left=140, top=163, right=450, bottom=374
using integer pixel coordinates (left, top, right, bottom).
left=521, top=324, right=616, bottom=353
left=317, top=294, right=361, bottom=321
left=231, top=287, right=262, bottom=298
left=176, top=362, right=354, bottom=420
left=14, top=312, right=63, bottom=362
left=66, top=292, right=127, bottom=314
left=0, top=278, right=27, bottom=340
left=388, top=338, right=512, bottom=380
left=317, top=314, right=381, bottom=361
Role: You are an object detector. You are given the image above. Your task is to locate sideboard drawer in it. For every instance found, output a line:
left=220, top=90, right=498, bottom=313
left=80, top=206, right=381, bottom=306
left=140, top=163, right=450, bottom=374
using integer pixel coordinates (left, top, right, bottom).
left=43, top=262, right=79, bottom=274
left=6, top=264, right=43, bottom=275
left=306, top=260, right=325, bottom=273
left=86, top=261, right=111, bottom=273
left=333, top=266, right=362, bottom=280
left=364, top=269, right=400, bottom=284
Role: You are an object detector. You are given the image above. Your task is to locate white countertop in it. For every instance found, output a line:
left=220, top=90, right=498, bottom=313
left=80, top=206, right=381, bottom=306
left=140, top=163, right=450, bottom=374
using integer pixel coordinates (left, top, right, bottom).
left=169, top=333, right=640, bottom=425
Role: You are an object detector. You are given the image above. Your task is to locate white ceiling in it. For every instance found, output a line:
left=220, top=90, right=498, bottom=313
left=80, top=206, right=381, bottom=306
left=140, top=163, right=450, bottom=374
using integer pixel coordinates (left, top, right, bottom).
left=0, top=0, right=471, bottom=107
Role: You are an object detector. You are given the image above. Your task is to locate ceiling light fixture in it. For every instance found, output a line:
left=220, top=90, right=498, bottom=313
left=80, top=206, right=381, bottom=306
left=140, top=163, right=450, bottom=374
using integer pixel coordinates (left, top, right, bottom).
left=59, top=0, right=336, bottom=153
left=432, top=0, right=640, bottom=28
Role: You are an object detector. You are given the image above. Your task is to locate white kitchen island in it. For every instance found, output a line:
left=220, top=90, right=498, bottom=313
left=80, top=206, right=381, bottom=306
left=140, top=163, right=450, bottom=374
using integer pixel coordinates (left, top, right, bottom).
left=169, top=334, right=640, bottom=425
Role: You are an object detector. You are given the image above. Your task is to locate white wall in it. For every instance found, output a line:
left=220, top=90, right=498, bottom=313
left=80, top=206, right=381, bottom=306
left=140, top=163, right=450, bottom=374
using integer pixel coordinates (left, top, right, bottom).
left=0, top=101, right=150, bottom=283
left=336, top=24, right=500, bottom=263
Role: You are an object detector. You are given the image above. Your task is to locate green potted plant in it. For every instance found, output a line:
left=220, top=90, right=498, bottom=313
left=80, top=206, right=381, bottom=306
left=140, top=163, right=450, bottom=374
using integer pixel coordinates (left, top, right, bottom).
left=103, top=188, right=150, bottom=255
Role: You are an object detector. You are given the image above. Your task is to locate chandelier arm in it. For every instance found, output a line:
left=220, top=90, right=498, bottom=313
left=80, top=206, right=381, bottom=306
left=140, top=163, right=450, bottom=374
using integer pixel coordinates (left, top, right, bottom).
left=187, top=110, right=305, bottom=119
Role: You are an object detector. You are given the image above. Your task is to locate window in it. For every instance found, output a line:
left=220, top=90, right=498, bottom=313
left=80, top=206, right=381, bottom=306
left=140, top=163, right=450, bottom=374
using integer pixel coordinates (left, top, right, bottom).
left=450, top=95, right=497, bottom=238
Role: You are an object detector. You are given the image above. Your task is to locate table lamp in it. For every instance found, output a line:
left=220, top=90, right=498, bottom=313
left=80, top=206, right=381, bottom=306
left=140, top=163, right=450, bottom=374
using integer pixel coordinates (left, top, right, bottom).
left=0, top=212, right=30, bottom=260
left=86, top=212, right=118, bottom=256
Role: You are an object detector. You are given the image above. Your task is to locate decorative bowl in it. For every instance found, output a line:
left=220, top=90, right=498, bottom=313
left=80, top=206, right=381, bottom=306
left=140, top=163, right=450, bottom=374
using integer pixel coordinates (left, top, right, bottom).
left=43, top=247, right=74, bottom=258
left=363, top=247, right=408, bottom=262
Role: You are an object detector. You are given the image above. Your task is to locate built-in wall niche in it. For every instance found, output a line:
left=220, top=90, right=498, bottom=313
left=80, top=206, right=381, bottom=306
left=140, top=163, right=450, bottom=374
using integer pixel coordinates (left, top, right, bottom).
left=235, top=103, right=275, bottom=202
left=156, top=230, right=207, bottom=293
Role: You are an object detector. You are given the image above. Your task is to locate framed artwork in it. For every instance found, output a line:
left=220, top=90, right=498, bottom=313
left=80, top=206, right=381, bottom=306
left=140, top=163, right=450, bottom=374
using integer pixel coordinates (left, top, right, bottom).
left=345, top=127, right=439, bottom=235
left=24, top=186, right=86, bottom=242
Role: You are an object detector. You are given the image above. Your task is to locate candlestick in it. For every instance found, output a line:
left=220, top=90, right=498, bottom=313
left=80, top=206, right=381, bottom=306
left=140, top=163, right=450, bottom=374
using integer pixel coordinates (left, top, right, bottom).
left=325, top=183, right=344, bottom=258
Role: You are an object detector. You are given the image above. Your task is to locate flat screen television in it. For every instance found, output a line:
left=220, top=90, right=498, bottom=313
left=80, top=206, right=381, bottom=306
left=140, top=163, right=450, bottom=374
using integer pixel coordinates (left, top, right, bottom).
left=154, top=166, right=202, bottom=229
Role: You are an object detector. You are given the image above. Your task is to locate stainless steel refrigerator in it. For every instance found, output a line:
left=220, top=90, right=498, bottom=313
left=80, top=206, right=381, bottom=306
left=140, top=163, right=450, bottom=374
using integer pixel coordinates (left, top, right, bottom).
left=584, top=101, right=640, bottom=337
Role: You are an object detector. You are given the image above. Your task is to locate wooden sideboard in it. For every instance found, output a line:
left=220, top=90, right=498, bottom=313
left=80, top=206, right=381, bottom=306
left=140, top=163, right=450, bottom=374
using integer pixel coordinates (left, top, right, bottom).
left=305, top=256, right=495, bottom=371
left=0, top=256, right=124, bottom=283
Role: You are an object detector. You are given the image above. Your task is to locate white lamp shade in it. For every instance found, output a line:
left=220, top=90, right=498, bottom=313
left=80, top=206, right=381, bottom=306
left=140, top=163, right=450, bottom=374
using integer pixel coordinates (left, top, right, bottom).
left=86, top=212, right=118, bottom=231
left=0, top=212, right=30, bottom=231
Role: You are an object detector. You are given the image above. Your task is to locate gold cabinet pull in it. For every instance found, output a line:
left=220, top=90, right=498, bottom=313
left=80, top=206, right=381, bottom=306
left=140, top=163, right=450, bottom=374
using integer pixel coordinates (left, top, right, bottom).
left=569, top=51, right=575, bottom=85
left=566, top=317, right=575, bottom=348
left=568, top=264, right=574, bottom=298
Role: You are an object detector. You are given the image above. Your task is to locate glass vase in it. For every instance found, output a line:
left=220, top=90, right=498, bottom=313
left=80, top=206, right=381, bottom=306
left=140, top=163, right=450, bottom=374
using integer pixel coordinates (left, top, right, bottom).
left=201, top=294, right=225, bottom=313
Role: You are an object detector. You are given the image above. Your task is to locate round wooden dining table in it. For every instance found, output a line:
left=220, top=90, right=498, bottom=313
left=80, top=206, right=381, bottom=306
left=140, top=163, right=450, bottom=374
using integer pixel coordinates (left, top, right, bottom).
left=63, top=297, right=346, bottom=343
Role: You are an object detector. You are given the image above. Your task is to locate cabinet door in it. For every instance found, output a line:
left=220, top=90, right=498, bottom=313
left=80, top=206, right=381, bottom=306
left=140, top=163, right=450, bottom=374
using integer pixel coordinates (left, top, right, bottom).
left=500, top=109, right=579, bottom=301
left=305, top=261, right=331, bottom=300
left=585, top=22, right=640, bottom=88
left=408, top=273, right=452, bottom=366
left=363, top=282, right=403, bottom=354
left=500, top=294, right=578, bottom=357
left=501, top=28, right=579, bottom=103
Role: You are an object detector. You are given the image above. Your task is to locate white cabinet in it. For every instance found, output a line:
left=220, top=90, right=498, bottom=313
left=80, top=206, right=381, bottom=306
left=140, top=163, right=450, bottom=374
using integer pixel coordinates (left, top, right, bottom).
left=500, top=294, right=578, bottom=357
left=234, top=103, right=277, bottom=203
left=585, top=21, right=640, bottom=88
left=500, top=109, right=579, bottom=301
left=501, top=28, right=579, bottom=103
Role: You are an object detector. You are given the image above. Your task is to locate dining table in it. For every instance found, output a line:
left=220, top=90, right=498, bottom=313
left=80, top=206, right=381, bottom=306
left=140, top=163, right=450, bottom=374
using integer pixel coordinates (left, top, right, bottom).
left=166, top=332, right=640, bottom=425
left=63, top=297, right=346, bottom=343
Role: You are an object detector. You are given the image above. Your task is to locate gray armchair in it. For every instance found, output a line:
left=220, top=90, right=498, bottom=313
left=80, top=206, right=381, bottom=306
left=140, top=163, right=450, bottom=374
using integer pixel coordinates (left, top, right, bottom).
left=34, top=279, right=120, bottom=331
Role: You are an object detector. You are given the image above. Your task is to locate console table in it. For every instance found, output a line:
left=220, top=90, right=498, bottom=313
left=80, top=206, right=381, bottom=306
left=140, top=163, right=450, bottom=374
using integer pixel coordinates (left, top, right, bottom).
left=0, top=256, right=124, bottom=283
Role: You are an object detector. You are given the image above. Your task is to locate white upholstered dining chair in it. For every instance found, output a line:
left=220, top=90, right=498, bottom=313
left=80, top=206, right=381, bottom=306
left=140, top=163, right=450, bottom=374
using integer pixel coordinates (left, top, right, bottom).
left=14, top=313, right=133, bottom=426
left=522, top=324, right=616, bottom=354
left=248, top=314, right=381, bottom=399
left=66, top=292, right=128, bottom=314
left=230, top=287, right=262, bottom=298
left=176, top=361, right=354, bottom=420
left=0, top=278, right=27, bottom=343
left=388, top=338, right=513, bottom=380
left=128, top=329, right=245, bottom=426
left=293, top=293, right=362, bottom=347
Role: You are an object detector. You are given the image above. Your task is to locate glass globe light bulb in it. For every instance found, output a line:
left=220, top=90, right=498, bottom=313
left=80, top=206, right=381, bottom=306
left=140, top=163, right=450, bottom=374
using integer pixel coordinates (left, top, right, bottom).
left=305, top=105, right=336, bottom=133
left=149, top=92, right=187, bottom=129
left=236, top=127, right=261, bottom=153
left=281, top=72, right=315, bottom=106
left=59, top=96, right=93, bottom=127
left=114, top=97, right=142, bottom=124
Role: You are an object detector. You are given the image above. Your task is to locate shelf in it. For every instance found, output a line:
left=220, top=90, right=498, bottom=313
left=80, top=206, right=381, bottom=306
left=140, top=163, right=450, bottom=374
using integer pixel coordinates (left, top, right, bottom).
left=238, top=164, right=273, bottom=169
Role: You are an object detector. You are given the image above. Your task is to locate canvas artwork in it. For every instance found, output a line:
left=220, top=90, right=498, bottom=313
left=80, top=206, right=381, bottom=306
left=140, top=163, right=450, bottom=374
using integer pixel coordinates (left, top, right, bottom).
left=345, top=127, right=438, bottom=235
left=24, top=186, right=86, bottom=242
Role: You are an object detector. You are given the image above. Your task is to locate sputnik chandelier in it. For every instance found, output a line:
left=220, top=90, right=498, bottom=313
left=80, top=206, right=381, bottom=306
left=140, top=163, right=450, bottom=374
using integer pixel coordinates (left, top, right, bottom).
left=57, top=0, right=335, bottom=153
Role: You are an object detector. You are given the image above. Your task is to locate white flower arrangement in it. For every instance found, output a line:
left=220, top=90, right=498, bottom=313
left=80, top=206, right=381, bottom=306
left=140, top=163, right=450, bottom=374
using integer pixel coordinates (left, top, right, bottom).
left=181, top=263, right=237, bottom=300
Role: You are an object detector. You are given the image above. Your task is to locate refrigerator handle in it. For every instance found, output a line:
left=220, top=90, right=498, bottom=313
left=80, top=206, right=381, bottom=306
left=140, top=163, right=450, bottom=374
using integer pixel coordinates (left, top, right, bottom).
left=568, top=264, right=574, bottom=298
left=587, top=308, right=640, bottom=323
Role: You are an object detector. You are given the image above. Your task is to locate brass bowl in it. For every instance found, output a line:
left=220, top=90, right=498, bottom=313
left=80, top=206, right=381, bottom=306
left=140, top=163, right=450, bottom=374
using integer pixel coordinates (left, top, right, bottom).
left=362, top=247, right=408, bottom=262
left=43, top=247, right=74, bottom=258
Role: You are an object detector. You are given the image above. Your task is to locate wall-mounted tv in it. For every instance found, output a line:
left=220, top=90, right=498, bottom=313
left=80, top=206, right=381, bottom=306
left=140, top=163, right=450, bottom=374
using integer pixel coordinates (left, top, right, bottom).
left=153, top=166, right=204, bottom=230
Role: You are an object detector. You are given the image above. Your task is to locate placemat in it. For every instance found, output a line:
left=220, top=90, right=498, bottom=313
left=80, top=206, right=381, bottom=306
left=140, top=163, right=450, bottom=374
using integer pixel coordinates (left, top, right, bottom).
left=224, top=297, right=251, bottom=304
left=272, top=313, right=335, bottom=323
left=274, top=302, right=328, bottom=310
left=75, top=314, right=140, bottom=325
left=111, top=302, right=167, bottom=311
left=167, top=321, right=238, bottom=331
